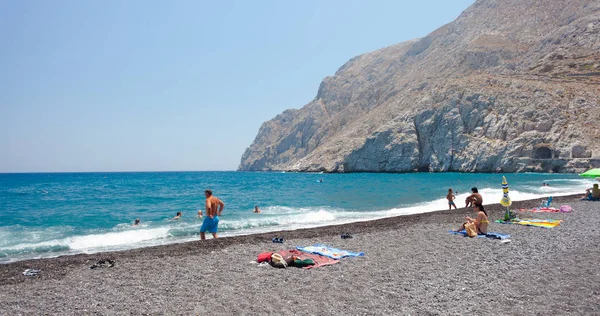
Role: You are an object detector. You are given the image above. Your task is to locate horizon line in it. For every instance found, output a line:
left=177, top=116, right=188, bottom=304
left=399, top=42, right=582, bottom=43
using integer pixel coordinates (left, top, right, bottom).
left=0, top=170, right=242, bottom=174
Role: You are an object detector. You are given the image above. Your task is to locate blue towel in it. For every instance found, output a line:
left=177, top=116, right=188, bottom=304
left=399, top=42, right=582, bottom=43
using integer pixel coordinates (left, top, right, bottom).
left=449, top=230, right=511, bottom=240
left=296, top=244, right=364, bottom=259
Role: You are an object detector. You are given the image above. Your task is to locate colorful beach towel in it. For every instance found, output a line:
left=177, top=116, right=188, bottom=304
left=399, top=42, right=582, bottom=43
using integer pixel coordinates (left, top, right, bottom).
left=495, top=219, right=562, bottom=228
left=449, top=230, right=511, bottom=240
left=296, top=244, right=365, bottom=260
left=518, top=207, right=560, bottom=213
left=519, top=206, right=573, bottom=213
left=276, top=249, right=339, bottom=269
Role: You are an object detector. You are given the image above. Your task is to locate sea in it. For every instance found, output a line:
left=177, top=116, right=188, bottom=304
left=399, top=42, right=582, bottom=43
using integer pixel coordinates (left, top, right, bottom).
left=0, top=171, right=594, bottom=263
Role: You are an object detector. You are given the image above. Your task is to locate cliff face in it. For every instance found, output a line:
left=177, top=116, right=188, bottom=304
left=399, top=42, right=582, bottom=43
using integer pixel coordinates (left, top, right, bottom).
left=239, top=0, right=600, bottom=173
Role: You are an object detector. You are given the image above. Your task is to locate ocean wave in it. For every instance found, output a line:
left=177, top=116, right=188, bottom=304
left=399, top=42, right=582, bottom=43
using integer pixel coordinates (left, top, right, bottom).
left=1, top=175, right=592, bottom=263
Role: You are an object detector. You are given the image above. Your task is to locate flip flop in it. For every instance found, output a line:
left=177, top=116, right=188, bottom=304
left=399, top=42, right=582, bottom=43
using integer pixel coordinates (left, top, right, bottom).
left=272, top=237, right=284, bottom=243
left=341, top=233, right=353, bottom=239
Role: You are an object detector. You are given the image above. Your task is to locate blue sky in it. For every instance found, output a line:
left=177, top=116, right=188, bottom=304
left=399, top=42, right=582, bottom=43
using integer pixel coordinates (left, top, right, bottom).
left=0, top=0, right=474, bottom=172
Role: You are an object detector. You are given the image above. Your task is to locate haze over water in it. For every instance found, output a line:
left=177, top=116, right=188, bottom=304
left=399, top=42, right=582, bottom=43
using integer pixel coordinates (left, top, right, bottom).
left=0, top=171, right=592, bottom=263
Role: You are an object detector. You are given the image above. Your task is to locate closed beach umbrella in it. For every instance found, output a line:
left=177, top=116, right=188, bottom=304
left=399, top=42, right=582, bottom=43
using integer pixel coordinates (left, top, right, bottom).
left=500, top=176, right=512, bottom=207
left=579, top=168, right=600, bottom=178
left=500, top=176, right=514, bottom=221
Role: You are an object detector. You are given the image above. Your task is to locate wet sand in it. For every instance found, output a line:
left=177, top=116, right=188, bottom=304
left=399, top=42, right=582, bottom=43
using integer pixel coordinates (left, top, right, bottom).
left=1, top=195, right=599, bottom=315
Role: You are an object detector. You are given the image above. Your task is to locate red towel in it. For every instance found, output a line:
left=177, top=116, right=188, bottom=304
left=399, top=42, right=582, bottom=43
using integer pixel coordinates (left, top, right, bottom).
left=257, top=252, right=273, bottom=263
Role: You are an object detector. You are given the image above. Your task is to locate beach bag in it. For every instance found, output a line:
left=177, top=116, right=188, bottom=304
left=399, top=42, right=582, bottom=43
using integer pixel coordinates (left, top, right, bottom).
left=464, top=222, right=478, bottom=237
left=559, top=205, right=572, bottom=213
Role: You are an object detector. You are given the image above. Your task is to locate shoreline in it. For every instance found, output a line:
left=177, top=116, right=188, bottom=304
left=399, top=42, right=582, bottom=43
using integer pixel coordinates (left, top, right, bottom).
left=2, top=193, right=599, bottom=314
left=0, top=194, right=582, bottom=279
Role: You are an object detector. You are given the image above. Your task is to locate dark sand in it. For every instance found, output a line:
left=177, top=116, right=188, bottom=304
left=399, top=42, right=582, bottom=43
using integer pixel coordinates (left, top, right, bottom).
left=1, top=195, right=599, bottom=315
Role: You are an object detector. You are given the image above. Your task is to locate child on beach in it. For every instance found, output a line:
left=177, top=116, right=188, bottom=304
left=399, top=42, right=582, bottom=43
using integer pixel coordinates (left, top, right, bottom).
left=447, top=188, right=457, bottom=210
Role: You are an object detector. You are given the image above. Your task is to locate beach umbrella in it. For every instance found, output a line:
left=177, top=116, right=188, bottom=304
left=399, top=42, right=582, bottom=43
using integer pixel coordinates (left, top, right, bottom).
left=500, top=176, right=512, bottom=207
left=500, top=176, right=513, bottom=221
left=579, top=168, right=600, bottom=178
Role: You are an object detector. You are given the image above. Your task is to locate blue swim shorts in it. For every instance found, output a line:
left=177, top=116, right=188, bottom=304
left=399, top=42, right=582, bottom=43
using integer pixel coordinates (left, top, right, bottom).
left=200, top=216, right=219, bottom=234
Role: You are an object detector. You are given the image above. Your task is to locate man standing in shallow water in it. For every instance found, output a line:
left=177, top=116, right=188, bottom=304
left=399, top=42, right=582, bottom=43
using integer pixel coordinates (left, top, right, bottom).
left=198, top=189, right=224, bottom=240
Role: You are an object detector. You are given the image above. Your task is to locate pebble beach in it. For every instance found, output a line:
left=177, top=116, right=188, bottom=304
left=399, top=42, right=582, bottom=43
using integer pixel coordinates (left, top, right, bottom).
left=1, top=195, right=599, bottom=315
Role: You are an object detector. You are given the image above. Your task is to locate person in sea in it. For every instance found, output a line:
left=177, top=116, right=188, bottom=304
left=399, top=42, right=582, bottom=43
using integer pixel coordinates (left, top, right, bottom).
left=446, top=188, right=457, bottom=210
left=253, top=205, right=261, bottom=213
left=584, top=183, right=600, bottom=200
left=133, top=218, right=140, bottom=226
left=198, top=189, right=225, bottom=240
left=455, top=203, right=489, bottom=235
left=465, top=187, right=483, bottom=208
left=173, top=212, right=182, bottom=220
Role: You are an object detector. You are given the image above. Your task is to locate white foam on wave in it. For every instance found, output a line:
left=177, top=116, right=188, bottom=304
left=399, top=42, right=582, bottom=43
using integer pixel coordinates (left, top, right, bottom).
left=68, top=227, right=171, bottom=251
left=1, top=226, right=173, bottom=257
left=221, top=179, right=594, bottom=236
left=3, top=176, right=594, bottom=263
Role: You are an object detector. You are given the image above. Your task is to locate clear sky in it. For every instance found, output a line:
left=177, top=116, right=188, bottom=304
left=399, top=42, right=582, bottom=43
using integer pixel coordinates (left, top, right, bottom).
left=0, top=0, right=475, bottom=172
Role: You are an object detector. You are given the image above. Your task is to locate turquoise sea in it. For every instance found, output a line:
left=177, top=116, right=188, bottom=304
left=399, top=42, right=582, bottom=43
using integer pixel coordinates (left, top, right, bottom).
left=0, top=171, right=593, bottom=263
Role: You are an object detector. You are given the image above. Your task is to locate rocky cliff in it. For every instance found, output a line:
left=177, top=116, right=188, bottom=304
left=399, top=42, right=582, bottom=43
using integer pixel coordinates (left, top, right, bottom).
left=239, top=0, right=600, bottom=173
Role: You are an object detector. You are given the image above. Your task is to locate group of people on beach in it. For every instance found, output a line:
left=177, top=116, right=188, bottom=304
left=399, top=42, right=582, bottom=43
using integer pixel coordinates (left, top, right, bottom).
left=446, top=187, right=488, bottom=235
left=131, top=190, right=225, bottom=240
left=132, top=180, right=599, bottom=241
left=130, top=189, right=269, bottom=240
left=446, top=187, right=482, bottom=210
left=446, top=181, right=600, bottom=236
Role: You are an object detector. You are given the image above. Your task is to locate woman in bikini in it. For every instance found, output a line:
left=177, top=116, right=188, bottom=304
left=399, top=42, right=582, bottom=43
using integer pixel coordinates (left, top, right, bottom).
left=455, top=203, right=489, bottom=235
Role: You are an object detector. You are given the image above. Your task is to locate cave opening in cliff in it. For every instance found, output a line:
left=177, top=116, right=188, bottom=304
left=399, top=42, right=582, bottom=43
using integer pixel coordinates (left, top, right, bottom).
left=533, top=147, right=552, bottom=159
left=418, top=164, right=430, bottom=172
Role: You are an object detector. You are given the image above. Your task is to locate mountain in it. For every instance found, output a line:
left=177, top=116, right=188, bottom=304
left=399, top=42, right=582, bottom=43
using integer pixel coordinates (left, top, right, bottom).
left=239, top=0, right=600, bottom=173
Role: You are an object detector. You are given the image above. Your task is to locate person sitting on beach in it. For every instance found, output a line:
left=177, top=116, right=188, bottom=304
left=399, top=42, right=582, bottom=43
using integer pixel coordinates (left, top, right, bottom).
left=133, top=218, right=140, bottom=226
left=173, top=212, right=182, bottom=220
left=253, top=205, right=261, bottom=213
left=465, top=187, right=482, bottom=208
left=447, top=188, right=457, bottom=210
left=584, top=183, right=600, bottom=200
left=198, top=189, right=225, bottom=240
left=455, top=203, right=489, bottom=235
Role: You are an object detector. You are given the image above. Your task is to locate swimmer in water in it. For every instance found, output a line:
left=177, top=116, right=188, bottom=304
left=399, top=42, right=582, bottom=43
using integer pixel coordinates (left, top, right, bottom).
left=173, top=212, right=182, bottom=220
left=253, top=205, right=261, bottom=213
left=133, top=218, right=140, bottom=226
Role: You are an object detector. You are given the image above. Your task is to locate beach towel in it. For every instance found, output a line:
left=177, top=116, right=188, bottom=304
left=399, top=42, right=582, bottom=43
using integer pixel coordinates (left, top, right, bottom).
left=495, top=219, right=562, bottom=228
left=518, top=207, right=561, bottom=213
left=581, top=197, right=600, bottom=201
left=296, top=244, right=364, bottom=260
left=276, top=249, right=339, bottom=269
left=449, top=230, right=511, bottom=240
